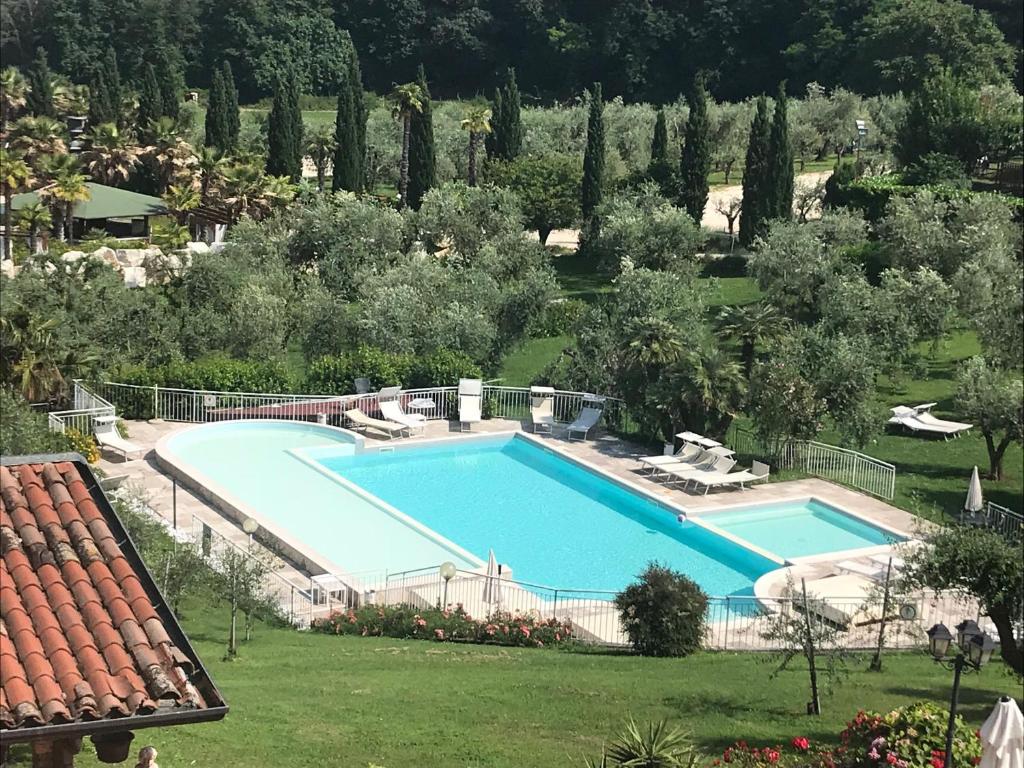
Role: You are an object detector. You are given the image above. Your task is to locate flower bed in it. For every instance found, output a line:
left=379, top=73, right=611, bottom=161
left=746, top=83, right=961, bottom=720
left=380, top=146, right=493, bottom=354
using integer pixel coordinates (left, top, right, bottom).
left=310, top=603, right=574, bottom=648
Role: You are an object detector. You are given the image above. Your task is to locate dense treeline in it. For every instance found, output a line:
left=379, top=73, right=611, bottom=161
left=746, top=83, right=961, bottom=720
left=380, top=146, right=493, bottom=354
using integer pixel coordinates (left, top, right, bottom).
left=1, top=0, right=1020, bottom=102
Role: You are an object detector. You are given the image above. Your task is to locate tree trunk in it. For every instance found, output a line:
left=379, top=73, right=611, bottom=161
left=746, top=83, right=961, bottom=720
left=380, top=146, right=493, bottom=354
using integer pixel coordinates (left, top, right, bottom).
left=988, top=604, right=1023, bottom=676
left=316, top=165, right=325, bottom=192
left=398, top=114, right=411, bottom=208
left=467, top=132, right=478, bottom=186
left=741, top=340, right=755, bottom=381
left=984, top=431, right=1011, bottom=480
left=63, top=203, right=72, bottom=243
left=723, top=161, right=734, bottom=184
left=538, top=226, right=552, bottom=245
left=28, top=227, right=37, bottom=255
left=2, top=189, right=11, bottom=260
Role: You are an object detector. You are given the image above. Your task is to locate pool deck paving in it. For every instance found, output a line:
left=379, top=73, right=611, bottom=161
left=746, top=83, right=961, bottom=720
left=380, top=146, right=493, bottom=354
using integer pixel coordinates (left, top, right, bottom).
left=95, top=417, right=953, bottom=644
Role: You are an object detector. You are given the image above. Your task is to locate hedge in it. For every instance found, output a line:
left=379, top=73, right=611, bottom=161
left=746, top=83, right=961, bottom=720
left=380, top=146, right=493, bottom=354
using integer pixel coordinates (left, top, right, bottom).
left=304, top=347, right=482, bottom=395
left=832, top=174, right=1024, bottom=221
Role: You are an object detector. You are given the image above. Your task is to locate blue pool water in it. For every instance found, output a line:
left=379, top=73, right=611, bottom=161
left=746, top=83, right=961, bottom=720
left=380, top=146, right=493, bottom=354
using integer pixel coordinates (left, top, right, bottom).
left=700, top=499, right=902, bottom=559
left=318, top=435, right=778, bottom=595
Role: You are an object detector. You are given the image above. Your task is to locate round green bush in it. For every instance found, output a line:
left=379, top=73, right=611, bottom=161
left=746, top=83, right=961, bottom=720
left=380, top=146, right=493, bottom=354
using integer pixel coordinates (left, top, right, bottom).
left=614, top=563, right=708, bottom=657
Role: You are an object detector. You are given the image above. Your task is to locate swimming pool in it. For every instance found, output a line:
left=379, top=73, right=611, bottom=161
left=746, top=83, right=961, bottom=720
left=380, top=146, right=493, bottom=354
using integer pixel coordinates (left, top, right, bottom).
left=317, top=435, right=778, bottom=596
left=159, top=424, right=904, bottom=596
left=697, top=499, right=903, bottom=559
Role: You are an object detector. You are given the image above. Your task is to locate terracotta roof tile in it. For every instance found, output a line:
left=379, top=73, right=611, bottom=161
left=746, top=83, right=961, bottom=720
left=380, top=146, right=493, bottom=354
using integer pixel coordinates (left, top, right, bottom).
left=1, top=458, right=223, bottom=737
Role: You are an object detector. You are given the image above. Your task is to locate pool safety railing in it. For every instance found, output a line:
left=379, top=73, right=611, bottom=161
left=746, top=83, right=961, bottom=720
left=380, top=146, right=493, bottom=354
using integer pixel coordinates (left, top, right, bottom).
left=962, top=500, right=1023, bottom=541
left=47, top=380, right=116, bottom=434
left=729, top=425, right=896, bottom=500
left=79, top=380, right=642, bottom=436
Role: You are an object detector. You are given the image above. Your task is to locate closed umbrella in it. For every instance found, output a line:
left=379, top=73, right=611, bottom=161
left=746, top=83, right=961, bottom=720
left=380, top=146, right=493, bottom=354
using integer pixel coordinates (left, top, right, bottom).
left=979, top=696, right=1024, bottom=768
left=965, top=466, right=984, bottom=514
left=482, top=549, right=502, bottom=608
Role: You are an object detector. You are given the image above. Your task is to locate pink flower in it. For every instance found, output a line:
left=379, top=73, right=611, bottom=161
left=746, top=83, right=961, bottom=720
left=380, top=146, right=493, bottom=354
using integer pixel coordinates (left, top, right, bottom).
left=434, top=628, right=445, bottom=640
left=868, top=748, right=880, bottom=761
left=886, top=753, right=898, bottom=765
left=415, top=618, right=426, bottom=628
left=765, top=749, right=780, bottom=764
left=791, top=737, right=809, bottom=751
left=519, top=625, right=531, bottom=638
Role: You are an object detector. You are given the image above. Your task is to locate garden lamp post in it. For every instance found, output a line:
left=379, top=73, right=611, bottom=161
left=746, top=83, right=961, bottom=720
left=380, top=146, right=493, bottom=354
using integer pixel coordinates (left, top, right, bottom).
left=439, top=561, right=457, bottom=608
left=855, top=119, right=868, bottom=164
left=242, top=516, right=259, bottom=551
left=927, top=621, right=996, bottom=768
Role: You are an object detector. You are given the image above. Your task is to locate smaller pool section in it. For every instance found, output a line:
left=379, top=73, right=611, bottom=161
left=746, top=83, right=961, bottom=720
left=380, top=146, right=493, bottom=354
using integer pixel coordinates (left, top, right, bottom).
left=699, top=499, right=902, bottom=559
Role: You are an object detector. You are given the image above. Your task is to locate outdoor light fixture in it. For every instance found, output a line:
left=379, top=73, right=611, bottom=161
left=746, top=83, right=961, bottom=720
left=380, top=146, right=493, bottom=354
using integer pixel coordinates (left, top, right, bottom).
left=926, top=620, right=996, bottom=768
left=439, top=561, right=457, bottom=607
left=241, top=517, right=259, bottom=551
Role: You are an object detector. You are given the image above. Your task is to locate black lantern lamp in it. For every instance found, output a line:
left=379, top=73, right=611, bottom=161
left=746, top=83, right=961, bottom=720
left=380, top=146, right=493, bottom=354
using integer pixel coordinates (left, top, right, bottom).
left=927, top=622, right=953, bottom=660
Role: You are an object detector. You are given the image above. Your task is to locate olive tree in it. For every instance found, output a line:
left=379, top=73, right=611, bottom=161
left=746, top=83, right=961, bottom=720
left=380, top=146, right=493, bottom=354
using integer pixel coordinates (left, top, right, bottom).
left=955, top=356, right=1023, bottom=481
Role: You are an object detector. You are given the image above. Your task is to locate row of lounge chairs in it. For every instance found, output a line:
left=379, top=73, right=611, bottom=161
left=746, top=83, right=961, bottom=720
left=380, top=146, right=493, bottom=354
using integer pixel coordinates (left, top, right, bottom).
left=637, top=431, right=770, bottom=494
left=343, top=382, right=606, bottom=441
left=888, top=403, right=972, bottom=439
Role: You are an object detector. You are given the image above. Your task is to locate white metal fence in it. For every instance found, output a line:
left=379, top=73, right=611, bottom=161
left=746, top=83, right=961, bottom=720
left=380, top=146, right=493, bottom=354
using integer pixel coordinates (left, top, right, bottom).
left=47, top=381, right=116, bottom=434
left=729, top=427, right=896, bottom=500
left=83, top=380, right=641, bottom=435
left=966, top=501, right=1024, bottom=541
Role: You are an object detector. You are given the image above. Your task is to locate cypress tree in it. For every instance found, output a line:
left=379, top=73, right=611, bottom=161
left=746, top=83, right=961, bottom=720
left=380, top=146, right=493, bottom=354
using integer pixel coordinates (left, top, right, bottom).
left=333, top=62, right=359, bottom=191
left=485, top=87, right=503, bottom=159
left=350, top=44, right=367, bottom=191
left=406, top=64, right=436, bottom=210
left=288, top=71, right=304, bottom=179
left=222, top=61, right=241, bottom=150
left=739, top=95, right=771, bottom=247
left=767, top=82, right=794, bottom=221
left=267, top=71, right=301, bottom=181
left=102, top=48, right=122, bottom=125
left=650, top=108, right=668, bottom=171
left=679, top=75, right=712, bottom=224
left=204, top=68, right=228, bottom=150
left=88, top=70, right=115, bottom=127
left=26, top=48, right=56, bottom=118
left=158, top=52, right=184, bottom=121
left=136, top=63, right=164, bottom=134
left=502, top=68, right=523, bottom=160
left=581, top=83, right=605, bottom=220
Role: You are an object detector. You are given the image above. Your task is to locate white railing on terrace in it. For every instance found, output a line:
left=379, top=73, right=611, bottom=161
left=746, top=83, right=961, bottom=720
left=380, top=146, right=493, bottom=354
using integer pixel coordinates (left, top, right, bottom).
left=84, top=380, right=641, bottom=435
left=47, top=381, right=116, bottom=434
left=966, top=500, right=1024, bottom=540
left=729, top=426, right=896, bottom=500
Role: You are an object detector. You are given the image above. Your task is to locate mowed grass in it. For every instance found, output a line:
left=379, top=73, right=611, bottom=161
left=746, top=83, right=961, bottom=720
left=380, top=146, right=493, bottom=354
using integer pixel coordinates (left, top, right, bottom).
left=42, top=602, right=1018, bottom=768
left=498, top=335, right=571, bottom=386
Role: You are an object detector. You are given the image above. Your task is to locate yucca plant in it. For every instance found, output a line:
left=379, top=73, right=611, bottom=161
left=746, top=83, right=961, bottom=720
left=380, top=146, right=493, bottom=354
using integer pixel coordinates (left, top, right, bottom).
left=604, top=718, right=700, bottom=768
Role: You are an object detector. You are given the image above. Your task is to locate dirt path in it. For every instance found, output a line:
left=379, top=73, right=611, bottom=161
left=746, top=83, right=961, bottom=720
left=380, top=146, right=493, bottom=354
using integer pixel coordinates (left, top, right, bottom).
left=544, top=170, right=832, bottom=250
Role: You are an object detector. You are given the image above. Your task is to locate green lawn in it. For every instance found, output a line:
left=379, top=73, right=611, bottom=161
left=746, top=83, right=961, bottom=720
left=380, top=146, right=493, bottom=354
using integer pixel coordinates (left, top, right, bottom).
left=33, top=603, right=1017, bottom=768
left=497, top=335, right=571, bottom=386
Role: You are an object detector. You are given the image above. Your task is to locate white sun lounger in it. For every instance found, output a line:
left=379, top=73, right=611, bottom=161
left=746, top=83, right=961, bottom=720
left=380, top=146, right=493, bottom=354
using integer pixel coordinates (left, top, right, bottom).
left=377, top=386, right=426, bottom=434
left=457, top=378, right=482, bottom=431
left=798, top=574, right=880, bottom=629
left=888, top=406, right=971, bottom=439
left=664, top=455, right=737, bottom=485
left=344, top=409, right=407, bottom=439
left=638, top=442, right=704, bottom=473
left=530, top=386, right=556, bottom=433
left=92, top=415, right=144, bottom=461
left=689, top=461, right=770, bottom=494
left=567, top=396, right=604, bottom=441
left=651, top=446, right=734, bottom=477
left=675, top=431, right=722, bottom=448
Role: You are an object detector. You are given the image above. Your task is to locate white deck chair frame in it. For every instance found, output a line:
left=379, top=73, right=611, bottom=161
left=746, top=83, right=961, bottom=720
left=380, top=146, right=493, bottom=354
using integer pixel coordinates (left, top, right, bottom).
left=92, top=416, right=145, bottom=461
left=344, top=408, right=407, bottom=439
left=457, top=378, right=483, bottom=432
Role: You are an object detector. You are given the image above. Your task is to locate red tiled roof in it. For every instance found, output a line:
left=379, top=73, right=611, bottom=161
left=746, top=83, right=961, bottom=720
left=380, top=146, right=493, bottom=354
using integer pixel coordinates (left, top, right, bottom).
left=0, top=459, right=225, bottom=738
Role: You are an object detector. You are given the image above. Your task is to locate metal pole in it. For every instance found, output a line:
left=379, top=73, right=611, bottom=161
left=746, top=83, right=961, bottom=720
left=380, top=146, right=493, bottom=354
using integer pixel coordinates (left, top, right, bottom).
left=552, top=590, right=558, bottom=622
left=172, top=479, right=177, bottom=530
left=943, top=655, right=964, bottom=768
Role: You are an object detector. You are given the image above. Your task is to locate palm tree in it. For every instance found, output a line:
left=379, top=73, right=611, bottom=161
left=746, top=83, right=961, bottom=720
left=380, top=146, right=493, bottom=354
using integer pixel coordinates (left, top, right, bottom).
left=163, top=184, right=201, bottom=239
left=195, top=146, right=227, bottom=199
left=624, top=316, right=685, bottom=370
left=0, top=149, right=31, bottom=260
left=144, top=116, right=197, bottom=194
left=718, top=302, right=790, bottom=380
left=44, top=170, right=90, bottom=242
left=8, top=116, right=68, bottom=171
left=15, top=202, right=52, bottom=254
left=389, top=82, right=424, bottom=207
left=1, top=66, right=29, bottom=132
left=460, top=106, right=491, bottom=186
left=82, top=122, right=139, bottom=186
left=0, top=309, right=64, bottom=403
left=222, top=162, right=267, bottom=221
left=305, top=127, right=336, bottom=192
left=52, top=76, right=89, bottom=117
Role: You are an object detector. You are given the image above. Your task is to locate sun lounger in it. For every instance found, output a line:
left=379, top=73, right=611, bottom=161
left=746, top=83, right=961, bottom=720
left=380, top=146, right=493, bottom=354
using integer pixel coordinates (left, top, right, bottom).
left=797, top=574, right=882, bottom=629
left=663, top=455, right=737, bottom=485
left=888, top=406, right=971, bottom=439
left=92, top=416, right=144, bottom=461
left=530, top=386, right=556, bottom=433
left=651, top=446, right=734, bottom=477
left=457, top=378, right=482, bottom=431
left=344, top=409, right=407, bottom=439
left=567, top=396, right=604, bottom=441
left=377, top=386, right=426, bottom=434
left=675, top=431, right=722, bottom=448
left=689, top=461, right=770, bottom=494
left=638, top=442, right=703, bottom=473
left=835, top=560, right=889, bottom=580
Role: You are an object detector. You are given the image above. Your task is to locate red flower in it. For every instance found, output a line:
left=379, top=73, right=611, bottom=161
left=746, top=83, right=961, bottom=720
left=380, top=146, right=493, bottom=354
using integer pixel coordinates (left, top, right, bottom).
left=930, top=757, right=945, bottom=768
left=886, top=753, right=898, bottom=765
left=791, top=736, right=810, bottom=751
left=765, top=748, right=780, bottom=764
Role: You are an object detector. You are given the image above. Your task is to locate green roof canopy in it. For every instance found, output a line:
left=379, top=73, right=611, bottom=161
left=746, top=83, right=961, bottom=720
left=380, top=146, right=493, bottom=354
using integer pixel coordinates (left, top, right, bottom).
left=2, top=182, right=167, bottom=220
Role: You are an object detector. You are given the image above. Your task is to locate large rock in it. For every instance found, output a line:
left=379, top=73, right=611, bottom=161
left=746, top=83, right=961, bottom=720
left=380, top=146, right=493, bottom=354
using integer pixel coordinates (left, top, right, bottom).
left=115, top=247, right=162, bottom=268
left=1, top=259, right=15, bottom=279
left=185, top=240, right=210, bottom=255
left=89, top=246, right=121, bottom=271
left=122, top=266, right=147, bottom=288
left=60, top=250, right=86, bottom=263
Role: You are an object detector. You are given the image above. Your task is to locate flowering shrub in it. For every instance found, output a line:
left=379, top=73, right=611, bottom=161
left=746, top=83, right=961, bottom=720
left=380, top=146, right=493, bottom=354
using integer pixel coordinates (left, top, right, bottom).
left=65, top=428, right=100, bottom=463
left=839, top=703, right=981, bottom=768
left=310, top=603, right=574, bottom=648
left=711, top=738, right=835, bottom=767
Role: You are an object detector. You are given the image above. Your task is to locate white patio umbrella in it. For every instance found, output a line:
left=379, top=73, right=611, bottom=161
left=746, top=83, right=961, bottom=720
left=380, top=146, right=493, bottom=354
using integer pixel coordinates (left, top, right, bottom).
left=979, top=696, right=1023, bottom=768
left=482, top=549, right=503, bottom=608
left=965, top=465, right=984, bottom=514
